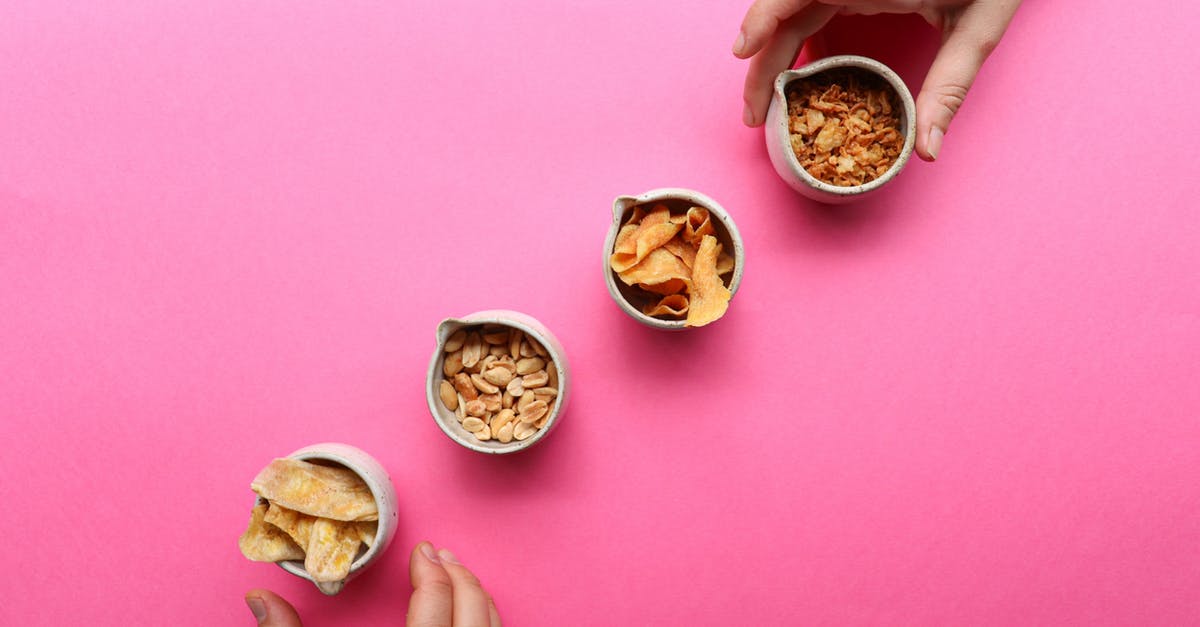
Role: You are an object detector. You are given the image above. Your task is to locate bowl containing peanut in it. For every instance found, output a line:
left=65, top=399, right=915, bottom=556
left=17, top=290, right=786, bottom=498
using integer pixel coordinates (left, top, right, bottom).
left=426, top=311, right=570, bottom=454
left=765, top=55, right=916, bottom=203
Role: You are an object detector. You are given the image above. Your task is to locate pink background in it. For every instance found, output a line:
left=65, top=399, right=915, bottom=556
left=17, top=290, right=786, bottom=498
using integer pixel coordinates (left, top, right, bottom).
left=2, top=1, right=1198, bottom=625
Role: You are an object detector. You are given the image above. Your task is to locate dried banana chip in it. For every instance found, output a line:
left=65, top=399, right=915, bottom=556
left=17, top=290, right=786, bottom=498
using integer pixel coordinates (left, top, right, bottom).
left=304, top=518, right=362, bottom=583
left=356, top=521, right=378, bottom=548
left=251, top=458, right=378, bottom=522
left=239, top=502, right=305, bottom=562
left=263, top=502, right=318, bottom=550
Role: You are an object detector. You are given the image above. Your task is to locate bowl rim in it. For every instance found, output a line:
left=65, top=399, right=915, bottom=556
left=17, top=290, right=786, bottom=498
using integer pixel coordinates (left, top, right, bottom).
left=425, top=310, right=570, bottom=454
left=603, top=187, right=745, bottom=331
left=771, top=55, right=917, bottom=197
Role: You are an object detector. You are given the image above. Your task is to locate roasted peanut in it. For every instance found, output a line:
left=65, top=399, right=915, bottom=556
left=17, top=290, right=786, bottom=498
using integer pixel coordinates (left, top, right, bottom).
left=470, top=373, right=500, bottom=395
left=516, top=357, right=545, bottom=375
left=453, top=373, right=478, bottom=401
left=439, top=380, right=458, bottom=411
left=444, top=329, right=467, bottom=353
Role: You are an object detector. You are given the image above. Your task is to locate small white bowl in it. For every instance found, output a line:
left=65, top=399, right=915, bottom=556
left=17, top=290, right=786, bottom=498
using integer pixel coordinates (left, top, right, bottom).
left=603, top=188, right=745, bottom=330
left=426, top=310, right=571, bottom=454
left=765, top=55, right=916, bottom=203
left=256, top=443, right=399, bottom=596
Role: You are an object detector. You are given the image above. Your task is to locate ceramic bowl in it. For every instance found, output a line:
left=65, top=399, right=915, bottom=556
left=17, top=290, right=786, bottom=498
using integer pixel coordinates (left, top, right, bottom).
left=257, top=442, right=399, bottom=596
left=426, top=310, right=570, bottom=454
left=765, top=55, right=916, bottom=203
left=603, top=188, right=745, bottom=330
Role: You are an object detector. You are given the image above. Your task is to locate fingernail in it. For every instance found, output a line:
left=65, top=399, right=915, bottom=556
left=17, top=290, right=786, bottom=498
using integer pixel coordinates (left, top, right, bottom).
left=244, top=596, right=267, bottom=623
left=743, top=102, right=755, bottom=126
left=420, top=542, right=440, bottom=564
left=437, top=548, right=460, bottom=565
left=733, top=31, right=746, bottom=55
left=928, top=126, right=944, bottom=161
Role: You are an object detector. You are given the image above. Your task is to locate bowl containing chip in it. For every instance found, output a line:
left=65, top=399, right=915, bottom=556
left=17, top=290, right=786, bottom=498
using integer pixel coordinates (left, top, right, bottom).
left=604, top=188, right=745, bottom=330
left=765, top=55, right=916, bottom=203
left=427, top=310, right=571, bottom=454
left=238, top=443, right=399, bottom=596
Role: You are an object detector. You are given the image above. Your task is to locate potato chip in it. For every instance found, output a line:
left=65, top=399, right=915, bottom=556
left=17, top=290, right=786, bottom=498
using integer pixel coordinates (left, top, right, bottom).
left=684, top=207, right=714, bottom=246
left=251, top=458, right=378, bottom=522
left=635, top=222, right=682, bottom=262
left=644, top=294, right=689, bottom=317
left=304, top=518, right=362, bottom=583
left=663, top=235, right=696, bottom=269
left=263, top=502, right=317, bottom=549
left=239, top=502, right=305, bottom=562
left=717, top=251, right=734, bottom=275
left=685, top=235, right=732, bottom=327
left=622, top=205, right=646, bottom=227
left=639, top=278, right=688, bottom=296
left=611, top=206, right=679, bottom=273
left=617, top=247, right=692, bottom=289
left=608, top=224, right=640, bottom=273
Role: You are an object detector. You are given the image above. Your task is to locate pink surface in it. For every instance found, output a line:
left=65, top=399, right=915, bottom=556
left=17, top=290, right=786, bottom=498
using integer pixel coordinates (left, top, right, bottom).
left=2, top=1, right=1198, bottom=625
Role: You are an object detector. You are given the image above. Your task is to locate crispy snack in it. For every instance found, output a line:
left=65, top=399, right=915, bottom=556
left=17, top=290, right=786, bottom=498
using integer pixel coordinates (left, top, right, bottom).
left=610, top=204, right=677, bottom=272
left=251, top=458, right=378, bottom=522
left=686, top=235, right=732, bottom=327
left=239, top=502, right=305, bottom=562
left=786, top=69, right=904, bottom=187
left=305, top=518, right=362, bottom=583
left=644, top=294, right=690, bottom=317
left=684, top=207, right=714, bottom=246
left=609, top=204, right=735, bottom=326
left=263, top=502, right=318, bottom=550
left=618, top=247, right=693, bottom=291
left=356, top=521, right=378, bottom=548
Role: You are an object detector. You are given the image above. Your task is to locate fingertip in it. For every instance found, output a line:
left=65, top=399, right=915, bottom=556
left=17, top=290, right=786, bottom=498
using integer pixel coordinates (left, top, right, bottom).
left=416, top=540, right=440, bottom=565
left=927, top=126, right=943, bottom=161
left=243, top=589, right=303, bottom=627
left=732, top=31, right=748, bottom=58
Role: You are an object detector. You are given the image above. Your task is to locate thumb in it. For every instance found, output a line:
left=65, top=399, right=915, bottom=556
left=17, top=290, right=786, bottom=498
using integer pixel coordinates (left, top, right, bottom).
left=915, top=1, right=1019, bottom=161
left=244, top=589, right=303, bottom=626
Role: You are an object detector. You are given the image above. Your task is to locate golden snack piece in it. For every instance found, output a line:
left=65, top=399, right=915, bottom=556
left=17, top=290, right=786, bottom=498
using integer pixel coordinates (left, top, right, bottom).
left=644, top=294, right=690, bottom=317
left=263, top=502, right=318, bottom=550
left=356, top=521, right=378, bottom=548
left=239, top=502, right=305, bottom=562
left=618, top=248, right=693, bottom=292
left=786, top=69, right=903, bottom=187
left=251, top=458, right=378, bottom=522
left=685, top=235, right=732, bottom=327
left=304, top=518, right=362, bottom=583
left=609, top=205, right=734, bottom=327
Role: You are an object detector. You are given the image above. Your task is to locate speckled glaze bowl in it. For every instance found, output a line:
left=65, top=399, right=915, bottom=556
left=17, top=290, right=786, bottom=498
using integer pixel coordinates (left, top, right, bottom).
left=256, top=442, right=399, bottom=596
left=765, top=55, right=916, bottom=204
left=426, top=310, right=570, bottom=454
left=603, top=188, right=745, bottom=330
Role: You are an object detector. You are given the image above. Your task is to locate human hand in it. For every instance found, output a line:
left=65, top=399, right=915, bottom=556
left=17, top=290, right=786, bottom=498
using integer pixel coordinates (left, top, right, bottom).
left=243, top=542, right=501, bottom=626
left=733, top=0, right=1020, bottom=160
